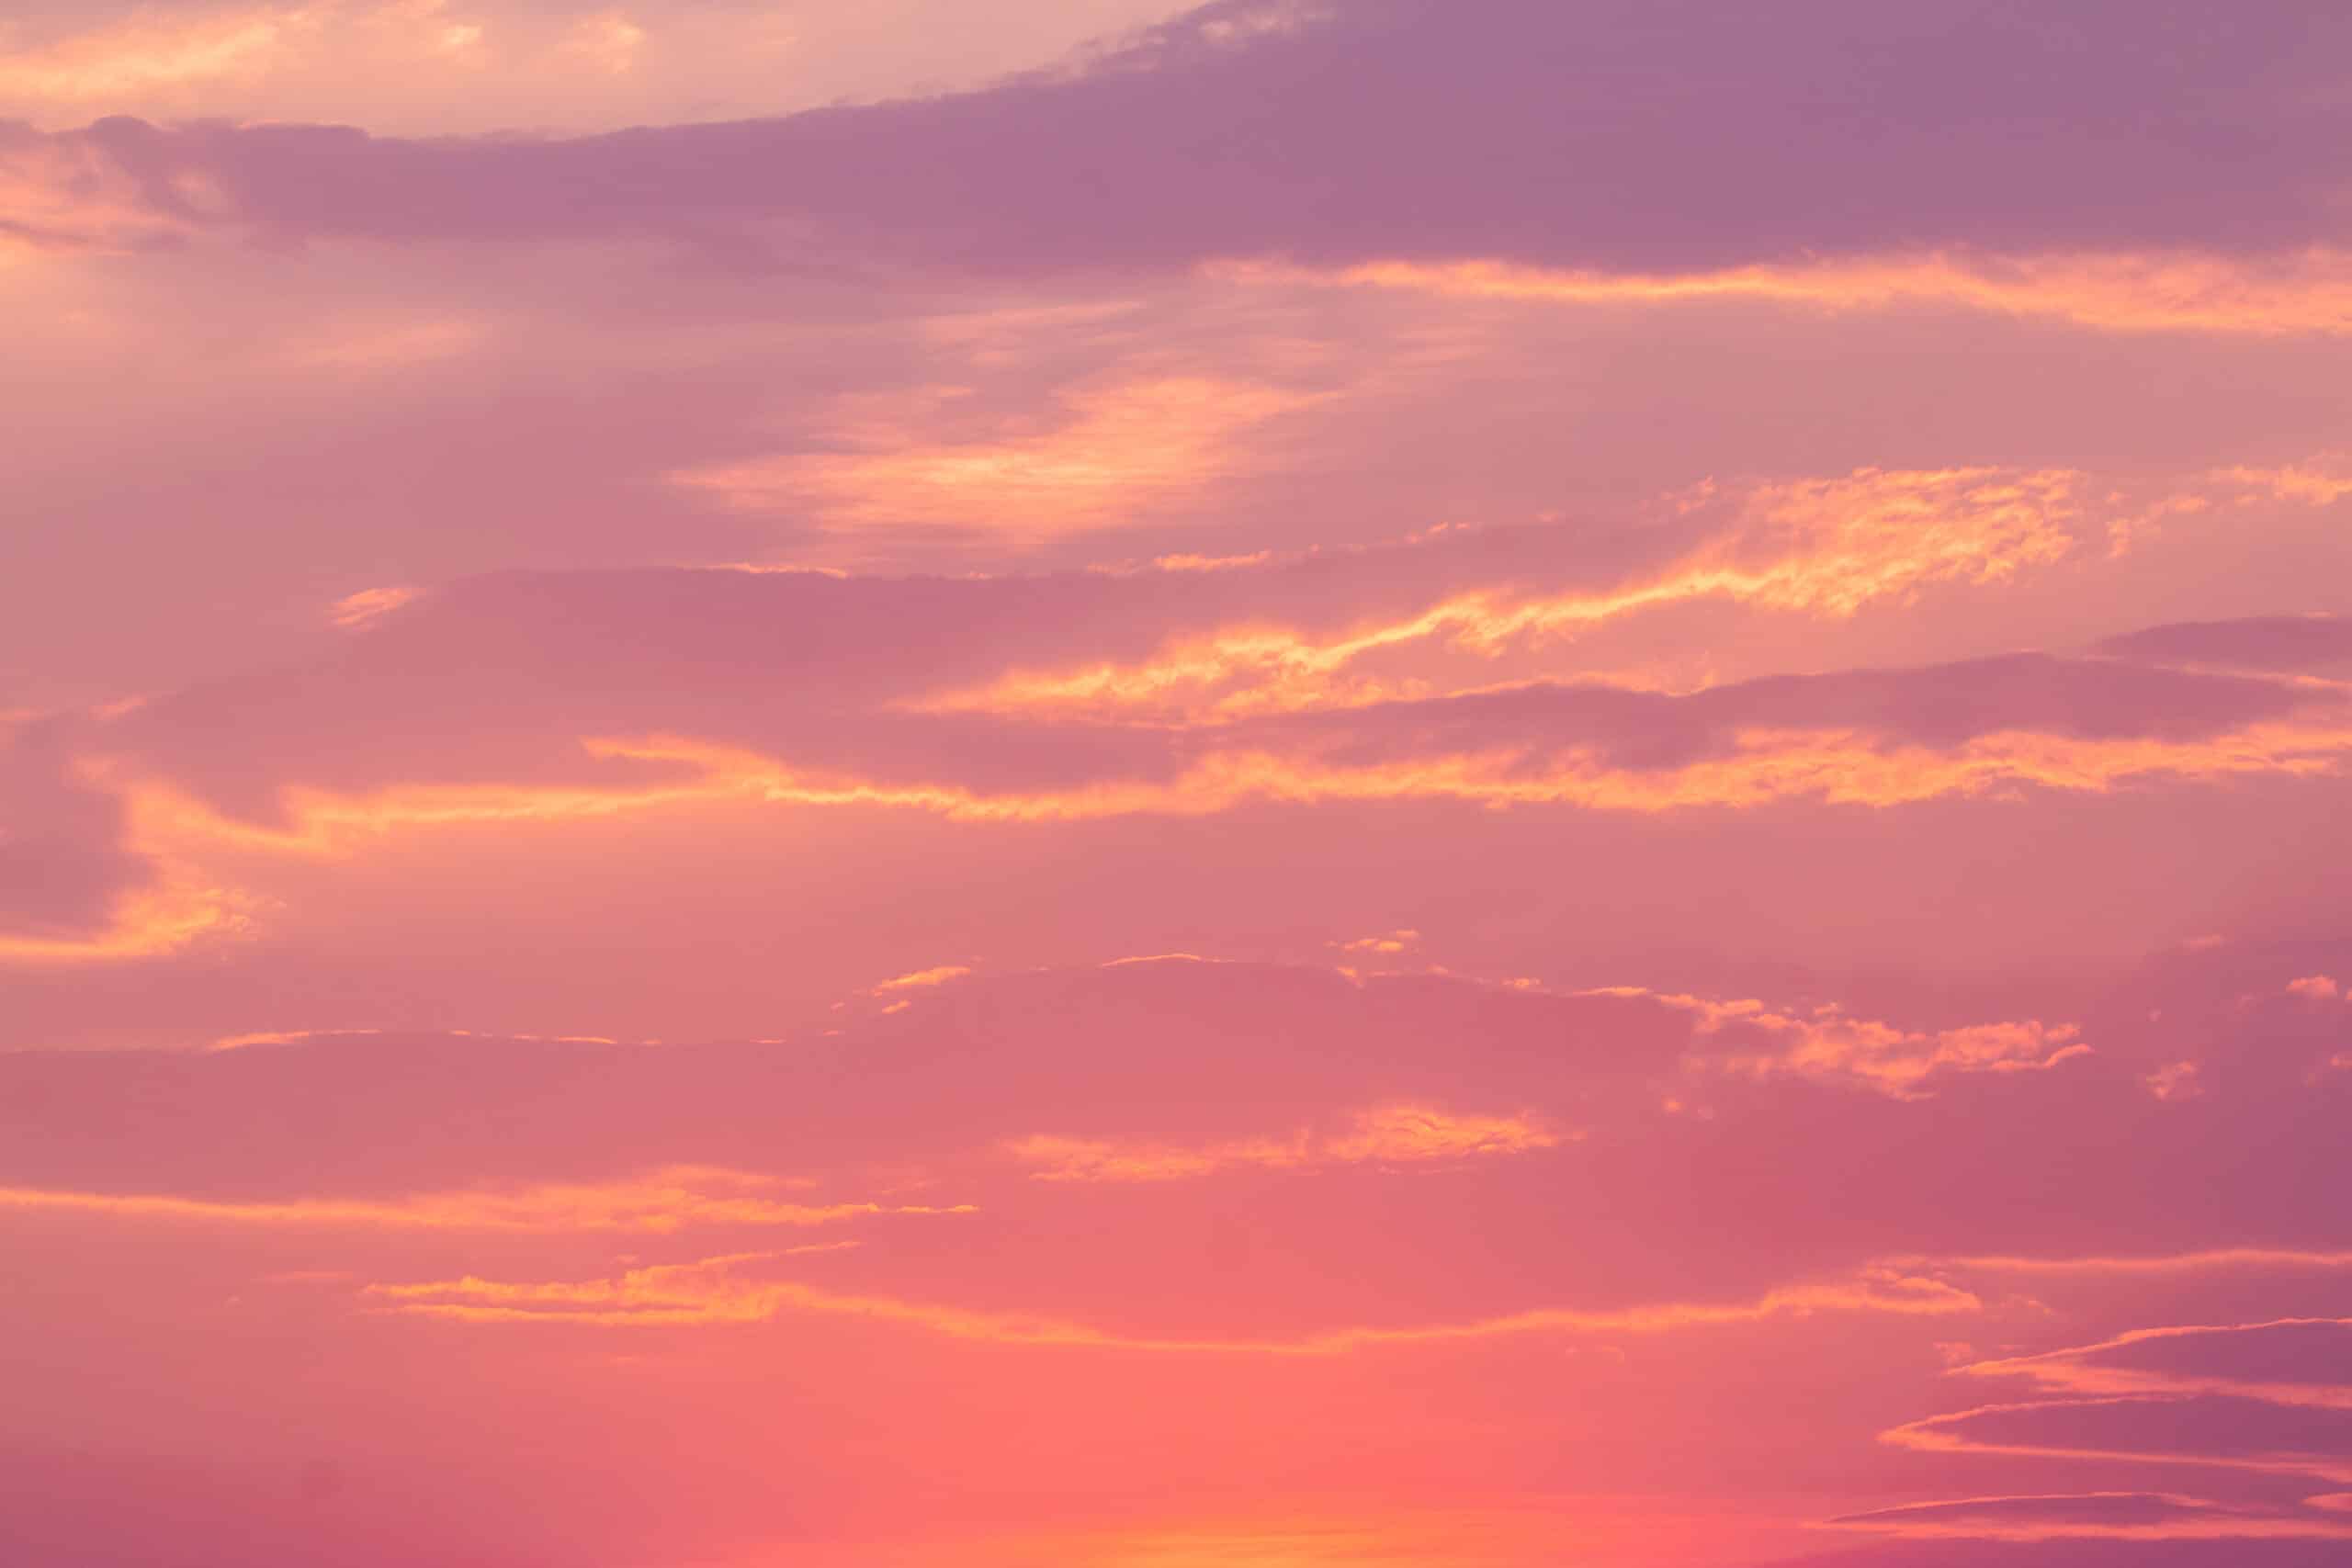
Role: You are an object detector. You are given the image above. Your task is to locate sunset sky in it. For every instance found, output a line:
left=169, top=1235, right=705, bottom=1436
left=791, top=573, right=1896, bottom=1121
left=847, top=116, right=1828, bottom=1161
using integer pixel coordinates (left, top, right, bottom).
left=6, top=4, right=2352, bottom=1564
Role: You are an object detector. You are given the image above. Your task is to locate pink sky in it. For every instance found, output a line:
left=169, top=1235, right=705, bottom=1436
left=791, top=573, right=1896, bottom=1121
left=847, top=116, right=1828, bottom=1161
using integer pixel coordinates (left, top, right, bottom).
left=5, top=4, right=2352, bottom=1564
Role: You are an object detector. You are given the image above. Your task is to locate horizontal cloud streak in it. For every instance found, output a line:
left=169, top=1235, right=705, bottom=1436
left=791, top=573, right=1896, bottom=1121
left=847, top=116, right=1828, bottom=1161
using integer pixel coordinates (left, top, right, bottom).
left=1829, top=1491, right=2352, bottom=1543
left=1231, top=253, right=2352, bottom=339
left=1008, top=1103, right=1563, bottom=1180
left=366, top=1254, right=1981, bottom=1351
left=0, top=1167, right=973, bottom=1232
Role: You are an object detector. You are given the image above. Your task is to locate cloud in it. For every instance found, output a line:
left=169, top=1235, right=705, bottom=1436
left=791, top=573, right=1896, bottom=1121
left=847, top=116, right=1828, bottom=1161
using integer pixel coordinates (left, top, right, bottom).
left=1883, top=1394, right=2352, bottom=1484
left=932, top=466, right=2091, bottom=722
left=2095, top=615, right=2352, bottom=677
left=1763, top=1539, right=2352, bottom=1567
left=1866, top=1320, right=2352, bottom=1517
left=0, top=121, right=205, bottom=255
left=8, top=2, right=2352, bottom=1554
left=0, top=718, right=253, bottom=963
left=14, top=2, right=2352, bottom=276
left=0, top=8, right=301, bottom=107
left=0, top=1166, right=974, bottom=1233
left=0, top=876, right=249, bottom=963
left=1590, top=987, right=2088, bottom=1098
left=364, top=1253, right=1978, bottom=1350
left=673, top=376, right=1322, bottom=539
left=1006, top=1103, right=1563, bottom=1181
left=1335, top=929, right=1419, bottom=955
left=1957, top=1320, right=2352, bottom=1409
left=9, top=552, right=2335, bottom=964
left=576, top=705, right=2351, bottom=823
left=560, top=9, right=647, bottom=76
left=872, top=964, right=975, bottom=992
left=1230, top=252, right=2352, bottom=339
left=0, top=0, right=1197, bottom=139
left=0, top=960, right=2337, bottom=1339
left=1828, top=1492, right=2352, bottom=1543
left=328, top=585, right=418, bottom=629
left=1900, top=1248, right=2352, bottom=1279
left=93, top=647, right=2340, bottom=854
left=2215, top=459, right=2352, bottom=509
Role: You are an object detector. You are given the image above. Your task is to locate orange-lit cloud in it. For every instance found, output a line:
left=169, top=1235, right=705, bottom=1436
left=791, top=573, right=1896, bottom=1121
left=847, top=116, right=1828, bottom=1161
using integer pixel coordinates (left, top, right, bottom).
left=206, top=1026, right=379, bottom=1051
left=0, top=1167, right=976, bottom=1233
left=873, top=964, right=975, bottom=992
left=365, top=1254, right=1979, bottom=1350
left=0, top=870, right=255, bottom=964
left=577, top=715, right=2352, bottom=825
left=2216, top=457, right=2352, bottom=508
left=28, top=704, right=2346, bottom=965
left=0, top=8, right=303, bottom=107
left=673, top=377, right=1322, bottom=537
left=1007, top=1103, right=1563, bottom=1182
left=1142, top=549, right=1276, bottom=574
left=0, top=3, right=542, bottom=137
left=1871, top=1319, right=2352, bottom=1495
left=560, top=8, right=646, bottom=75
left=1335, top=929, right=1419, bottom=954
left=1956, top=1319, right=2352, bottom=1410
left=1880, top=1397, right=2352, bottom=1484
left=0, top=0, right=1200, bottom=140
left=1587, top=987, right=2087, bottom=1097
left=923, top=466, right=2083, bottom=722
left=328, top=585, right=418, bottom=629
left=0, top=131, right=206, bottom=256
left=1901, top=1247, right=2352, bottom=1278
left=1221, top=250, right=2352, bottom=338
left=1739, top=1014, right=2088, bottom=1096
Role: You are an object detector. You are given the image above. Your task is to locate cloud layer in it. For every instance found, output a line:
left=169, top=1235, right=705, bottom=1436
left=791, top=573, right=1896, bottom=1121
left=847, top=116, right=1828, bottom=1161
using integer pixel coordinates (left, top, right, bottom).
left=8, top=5, right=2352, bottom=1564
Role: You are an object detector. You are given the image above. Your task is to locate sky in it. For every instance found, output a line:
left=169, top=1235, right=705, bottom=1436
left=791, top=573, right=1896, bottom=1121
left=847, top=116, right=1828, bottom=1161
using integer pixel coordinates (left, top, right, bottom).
left=4, top=3, right=2351, bottom=1564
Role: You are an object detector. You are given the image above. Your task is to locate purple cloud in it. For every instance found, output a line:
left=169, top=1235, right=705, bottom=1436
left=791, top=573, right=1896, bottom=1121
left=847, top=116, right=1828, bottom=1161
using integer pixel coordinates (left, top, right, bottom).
left=18, top=1, right=2352, bottom=272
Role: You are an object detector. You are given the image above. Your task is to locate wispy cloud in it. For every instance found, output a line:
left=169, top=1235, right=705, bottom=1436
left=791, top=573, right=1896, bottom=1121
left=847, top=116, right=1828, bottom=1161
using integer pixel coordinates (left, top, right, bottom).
left=365, top=1255, right=1979, bottom=1351
left=925, top=467, right=2086, bottom=723
left=1588, top=987, right=2089, bottom=1097
left=1827, top=1489, right=2352, bottom=1543
left=1238, top=250, right=2352, bottom=338
left=1007, top=1103, right=1564, bottom=1182
left=328, top=585, right=417, bottom=629
left=872, top=964, right=975, bottom=993
left=0, top=1167, right=975, bottom=1233
left=1956, top=1319, right=2352, bottom=1409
